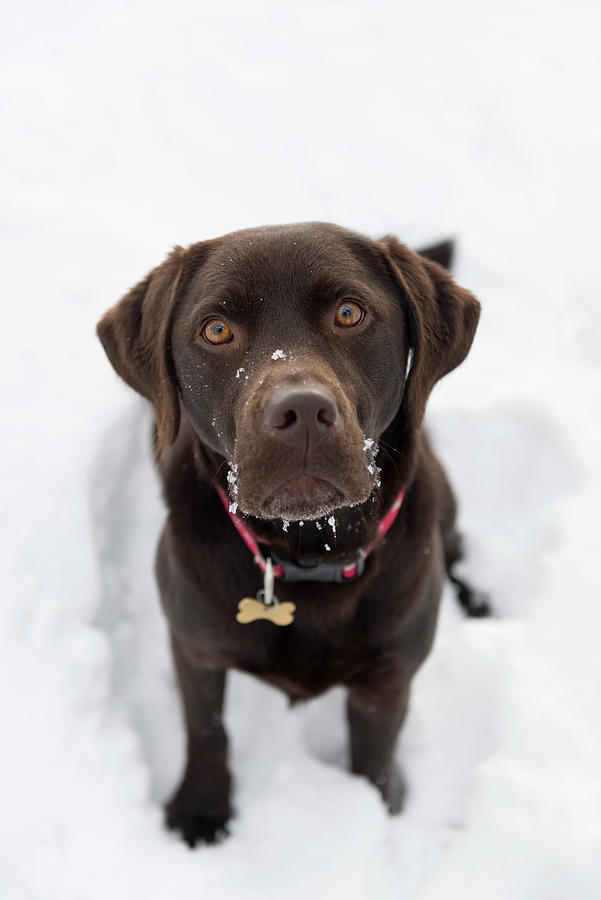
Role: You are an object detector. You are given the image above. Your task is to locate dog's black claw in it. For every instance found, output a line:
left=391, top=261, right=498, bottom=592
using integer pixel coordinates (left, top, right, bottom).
left=165, top=800, right=230, bottom=848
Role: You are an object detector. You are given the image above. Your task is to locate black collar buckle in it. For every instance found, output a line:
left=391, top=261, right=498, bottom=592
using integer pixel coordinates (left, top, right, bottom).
left=270, top=550, right=366, bottom=583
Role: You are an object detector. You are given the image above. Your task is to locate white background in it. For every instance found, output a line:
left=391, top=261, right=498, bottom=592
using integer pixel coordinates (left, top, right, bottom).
left=2, top=1, right=600, bottom=897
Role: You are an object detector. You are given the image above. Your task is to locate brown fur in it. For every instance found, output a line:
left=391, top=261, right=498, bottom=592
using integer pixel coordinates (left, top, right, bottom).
left=97, top=222, right=484, bottom=846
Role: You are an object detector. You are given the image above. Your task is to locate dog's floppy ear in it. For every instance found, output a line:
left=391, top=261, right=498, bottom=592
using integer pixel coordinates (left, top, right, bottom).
left=380, top=236, right=480, bottom=429
left=96, top=246, right=186, bottom=458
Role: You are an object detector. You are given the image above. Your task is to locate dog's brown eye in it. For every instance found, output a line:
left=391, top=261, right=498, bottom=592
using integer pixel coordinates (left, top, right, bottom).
left=202, top=318, right=233, bottom=345
left=334, top=301, right=363, bottom=328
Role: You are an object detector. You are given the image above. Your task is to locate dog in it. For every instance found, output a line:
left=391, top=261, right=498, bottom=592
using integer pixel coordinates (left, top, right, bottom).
left=97, top=222, right=488, bottom=847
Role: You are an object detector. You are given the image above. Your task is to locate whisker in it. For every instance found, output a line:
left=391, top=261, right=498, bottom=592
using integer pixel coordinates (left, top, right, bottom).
left=378, top=438, right=407, bottom=460
left=208, top=458, right=228, bottom=494
left=377, top=443, right=399, bottom=477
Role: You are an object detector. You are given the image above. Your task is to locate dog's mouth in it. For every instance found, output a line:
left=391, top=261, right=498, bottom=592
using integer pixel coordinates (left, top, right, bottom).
left=230, top=412, right=380, bottom=522
left=258, top=474, right=346, bottom=521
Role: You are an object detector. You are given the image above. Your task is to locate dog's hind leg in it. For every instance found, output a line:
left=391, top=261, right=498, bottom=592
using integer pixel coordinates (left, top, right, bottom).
left=447, top=567, right=491, bottom=618
left=438, top=462, right=491, bottom=618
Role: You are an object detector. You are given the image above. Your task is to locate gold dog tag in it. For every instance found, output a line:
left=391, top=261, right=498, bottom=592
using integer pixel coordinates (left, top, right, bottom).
left=236, top=597, right=296, bottom=626
left=236, top=557, right=295, bottom=626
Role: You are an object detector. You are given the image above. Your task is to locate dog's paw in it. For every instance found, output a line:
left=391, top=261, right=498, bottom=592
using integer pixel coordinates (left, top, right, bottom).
left=460, top=587, right=492, bottom=618
left=467, top=592, right=492, bottom=617
left=450, top=574, right=492, bottom=618
left=165, top=796, right=231, bottom=848
left=374, top=763, right=407, bottom=815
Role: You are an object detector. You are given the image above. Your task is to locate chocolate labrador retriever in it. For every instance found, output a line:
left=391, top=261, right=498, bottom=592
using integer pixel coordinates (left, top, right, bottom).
left=97, top=222, right=488, bottom=846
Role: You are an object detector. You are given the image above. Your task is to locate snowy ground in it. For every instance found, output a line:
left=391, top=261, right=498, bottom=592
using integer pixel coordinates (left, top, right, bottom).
left=2, top=1, right=601, bottom=897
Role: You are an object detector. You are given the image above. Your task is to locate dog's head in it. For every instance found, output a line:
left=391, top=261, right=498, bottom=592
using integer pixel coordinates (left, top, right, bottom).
left=97, top=223, right=479, bottom=521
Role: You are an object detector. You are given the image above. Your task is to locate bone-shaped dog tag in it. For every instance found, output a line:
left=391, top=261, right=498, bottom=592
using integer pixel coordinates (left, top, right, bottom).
left=236, top=557, right=296, bottom=626
left=236, top=596, right=296, bottom=626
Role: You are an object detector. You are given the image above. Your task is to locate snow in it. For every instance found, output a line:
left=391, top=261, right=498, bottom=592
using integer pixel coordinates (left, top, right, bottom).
left=2, top=0, right=601, bottom=897
left=227, top=465, right=239, bottom=498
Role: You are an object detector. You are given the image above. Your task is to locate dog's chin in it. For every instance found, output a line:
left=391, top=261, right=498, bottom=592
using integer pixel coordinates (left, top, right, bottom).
left=240, top=474, right=363, bottom=521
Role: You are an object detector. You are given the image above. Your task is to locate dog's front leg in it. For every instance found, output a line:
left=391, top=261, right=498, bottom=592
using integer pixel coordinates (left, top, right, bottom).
left=346, top=680, right=410, bottom=814
left=166, top=633, right=232, bottom=846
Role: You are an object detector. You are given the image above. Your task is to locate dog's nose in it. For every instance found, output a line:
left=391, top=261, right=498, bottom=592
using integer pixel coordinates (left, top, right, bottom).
left=263, top=387, right=339, bottom=445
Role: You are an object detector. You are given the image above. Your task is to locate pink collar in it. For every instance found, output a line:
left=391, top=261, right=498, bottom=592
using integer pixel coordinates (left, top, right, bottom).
left=216, top=485, right=405, bottom=583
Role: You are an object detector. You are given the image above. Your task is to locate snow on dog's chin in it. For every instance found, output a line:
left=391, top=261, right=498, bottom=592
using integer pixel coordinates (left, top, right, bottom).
left=231, top=436, right=382, bottom=521
left=237, top=474, right=372, bottom=522
left=256, top=475, right=345, bottom=521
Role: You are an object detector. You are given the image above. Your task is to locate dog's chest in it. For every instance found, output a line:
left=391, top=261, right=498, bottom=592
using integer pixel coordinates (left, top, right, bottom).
left=228, top=589, right=377, bottom=698
left=235, top=632, right=368, bottom=698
